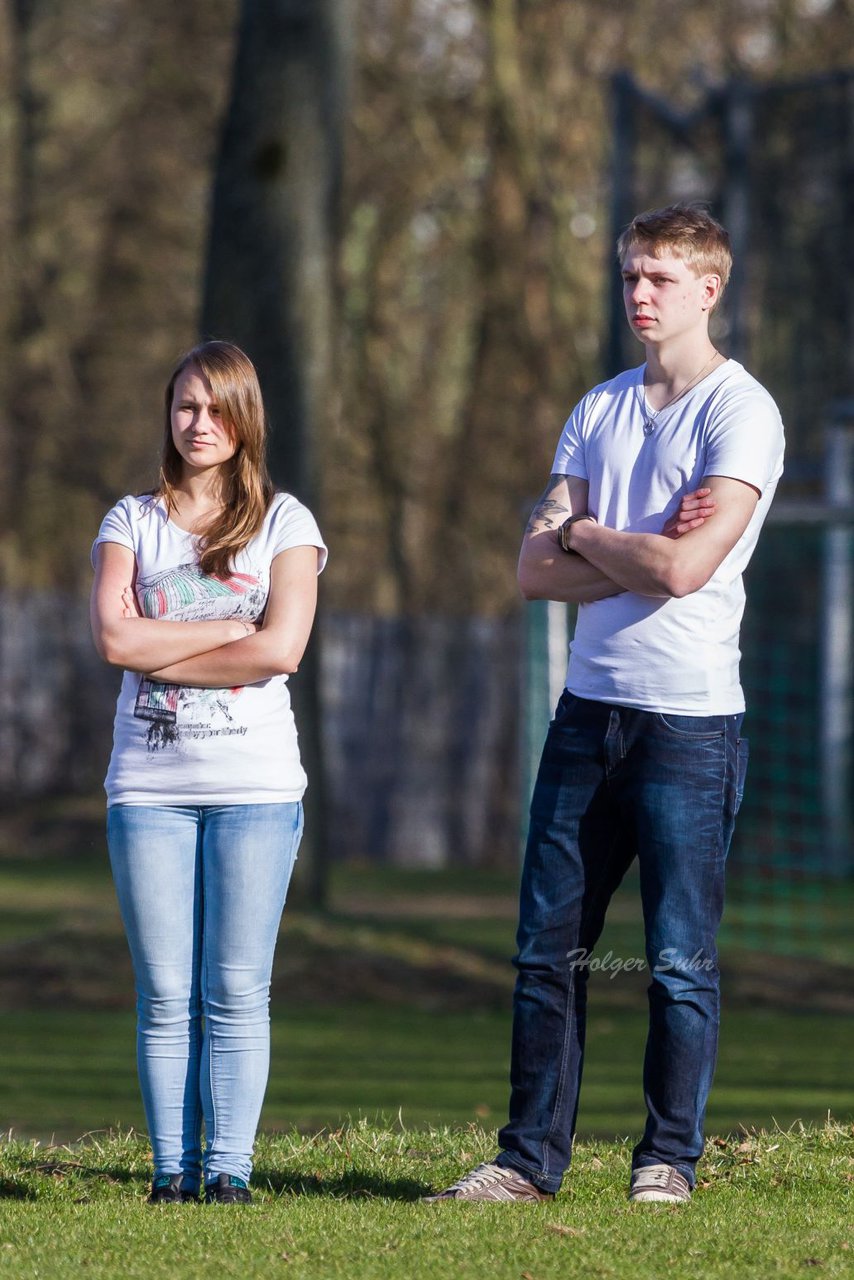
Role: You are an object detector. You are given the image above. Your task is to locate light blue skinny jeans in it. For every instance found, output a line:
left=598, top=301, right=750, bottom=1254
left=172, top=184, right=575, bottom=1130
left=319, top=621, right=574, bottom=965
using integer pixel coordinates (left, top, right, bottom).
left=107, top=802, right=302, bottom=1191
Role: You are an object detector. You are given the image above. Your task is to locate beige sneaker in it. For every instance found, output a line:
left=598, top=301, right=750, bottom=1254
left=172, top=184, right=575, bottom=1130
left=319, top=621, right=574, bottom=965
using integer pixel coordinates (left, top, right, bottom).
left=422, top=1161, right=553, bottom=1202
left=629, top=1164, right=692, bottom=1203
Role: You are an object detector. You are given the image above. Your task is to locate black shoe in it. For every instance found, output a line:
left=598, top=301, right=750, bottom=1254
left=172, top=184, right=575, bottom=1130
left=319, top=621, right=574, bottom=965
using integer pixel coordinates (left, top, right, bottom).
left=148, top=1174, right=198, bottom=1204
left=204, top=1174, right=252, bottom=1204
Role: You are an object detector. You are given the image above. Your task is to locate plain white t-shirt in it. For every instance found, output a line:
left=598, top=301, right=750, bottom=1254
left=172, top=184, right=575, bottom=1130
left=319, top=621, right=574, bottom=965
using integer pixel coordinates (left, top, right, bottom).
left=92, top=492, right=327, bottom=805
left=551, top=359, right=784, bottom=714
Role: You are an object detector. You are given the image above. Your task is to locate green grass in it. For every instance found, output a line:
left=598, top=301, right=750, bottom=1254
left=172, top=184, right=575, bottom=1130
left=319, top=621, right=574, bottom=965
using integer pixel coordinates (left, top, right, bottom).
left=0, top=849, right=852, bottom=1142
left=1, top=835, right=852, bottom=1274
left=0, top=1122, right=851, bottom=1279
left=2, top=1005, right=852, bottom=1142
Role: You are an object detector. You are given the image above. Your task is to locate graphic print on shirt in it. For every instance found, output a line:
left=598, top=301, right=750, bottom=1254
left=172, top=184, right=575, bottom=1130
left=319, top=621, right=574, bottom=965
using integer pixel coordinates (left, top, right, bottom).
left=133, top=562, right=267, bottom=751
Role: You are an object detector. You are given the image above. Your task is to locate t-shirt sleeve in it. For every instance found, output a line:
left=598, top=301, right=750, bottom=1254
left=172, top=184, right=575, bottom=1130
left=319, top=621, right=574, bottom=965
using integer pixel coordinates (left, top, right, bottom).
left=90, top=496, right=137, bottom=569
left=702, top=385, right=785, bottom=496
left=550, top=398, right=589, bottom=479
left=270, top=496, right=328, bottom=573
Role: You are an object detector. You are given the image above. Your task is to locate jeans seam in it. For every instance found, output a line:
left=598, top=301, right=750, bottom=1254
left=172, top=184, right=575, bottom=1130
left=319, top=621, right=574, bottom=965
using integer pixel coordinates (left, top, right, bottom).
left=540, top=965, right=577, bottom=1179
left=538, top=824, right=620, bottom=1177
left=685, top=727, right=729, bottom=1165
left=200, top=812, right=216, bottom=1178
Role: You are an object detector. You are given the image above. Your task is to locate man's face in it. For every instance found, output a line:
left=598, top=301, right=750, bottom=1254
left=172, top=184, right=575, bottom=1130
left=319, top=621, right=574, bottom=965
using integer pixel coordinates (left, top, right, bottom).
left=621, top=248, right=720, bottom=348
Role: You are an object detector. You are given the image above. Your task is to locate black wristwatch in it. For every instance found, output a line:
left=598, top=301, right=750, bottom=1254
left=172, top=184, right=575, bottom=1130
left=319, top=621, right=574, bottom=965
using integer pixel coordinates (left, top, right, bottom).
left=558, top=513, right=594, bottom=554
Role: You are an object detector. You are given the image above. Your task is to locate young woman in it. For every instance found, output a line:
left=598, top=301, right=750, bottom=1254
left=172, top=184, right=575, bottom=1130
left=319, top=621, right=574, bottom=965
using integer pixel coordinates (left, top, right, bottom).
left=90, top=340, right=326, bottom=1204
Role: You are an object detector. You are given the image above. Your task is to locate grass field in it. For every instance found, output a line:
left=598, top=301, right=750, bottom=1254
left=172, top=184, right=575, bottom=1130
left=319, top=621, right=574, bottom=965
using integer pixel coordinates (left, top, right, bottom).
left=1, top=827, right=852, bottom=1277
left=0, top=1122, right=851, bottom=1280
left=1, top=846, right=852, bottom=1142
left=3, top=1005, right=853, bottom=1142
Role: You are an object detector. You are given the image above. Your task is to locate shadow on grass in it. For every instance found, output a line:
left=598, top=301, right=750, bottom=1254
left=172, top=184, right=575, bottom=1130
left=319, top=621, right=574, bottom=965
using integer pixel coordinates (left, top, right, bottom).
left=3, top=1155, right=432, bottom=1202
left=255, top=1166, right=431, bottom=1201
left=1, top=1158, right=147, bottom=1200
left=0, top=1177, right=38, bottom=1200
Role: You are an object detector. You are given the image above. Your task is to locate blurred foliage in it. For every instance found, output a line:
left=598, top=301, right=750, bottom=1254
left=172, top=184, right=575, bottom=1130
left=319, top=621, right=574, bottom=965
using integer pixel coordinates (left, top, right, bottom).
left=0, top=0, right=238, bottom=590
left=0, top=0, right=851, bottom=609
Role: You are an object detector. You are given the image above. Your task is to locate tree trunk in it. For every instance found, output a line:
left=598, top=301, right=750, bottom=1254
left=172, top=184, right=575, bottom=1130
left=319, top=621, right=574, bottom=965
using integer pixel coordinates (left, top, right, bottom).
left=201, top=0, right=352, bottom=905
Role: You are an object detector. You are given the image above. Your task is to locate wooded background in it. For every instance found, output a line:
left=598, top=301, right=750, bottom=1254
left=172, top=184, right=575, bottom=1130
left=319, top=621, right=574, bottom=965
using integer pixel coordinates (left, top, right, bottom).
left=1, top=0, right=851, bottom=866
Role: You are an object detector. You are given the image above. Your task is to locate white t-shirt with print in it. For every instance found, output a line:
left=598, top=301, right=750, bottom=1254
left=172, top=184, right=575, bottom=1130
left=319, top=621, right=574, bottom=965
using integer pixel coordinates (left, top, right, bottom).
left=551, top=359, right=785, bottom=714
left=92, top=492, right=327, bottom=805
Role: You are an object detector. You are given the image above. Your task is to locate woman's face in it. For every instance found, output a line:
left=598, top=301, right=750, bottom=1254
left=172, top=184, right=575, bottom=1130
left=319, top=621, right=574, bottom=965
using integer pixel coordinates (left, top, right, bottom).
left=170, top=365, right=238, bottom=477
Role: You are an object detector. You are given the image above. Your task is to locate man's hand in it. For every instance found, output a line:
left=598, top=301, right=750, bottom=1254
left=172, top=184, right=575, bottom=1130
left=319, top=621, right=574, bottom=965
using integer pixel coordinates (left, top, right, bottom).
left=560, top=486, right=718, bottom=549
left=568, top=474, right=759, bottom=598
left=663, top=487, right=717, bottom=539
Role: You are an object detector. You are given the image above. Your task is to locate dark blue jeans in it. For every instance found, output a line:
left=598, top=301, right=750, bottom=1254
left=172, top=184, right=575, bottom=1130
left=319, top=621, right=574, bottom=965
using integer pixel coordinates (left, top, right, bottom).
left=496, top=691, right=748, bottom=1193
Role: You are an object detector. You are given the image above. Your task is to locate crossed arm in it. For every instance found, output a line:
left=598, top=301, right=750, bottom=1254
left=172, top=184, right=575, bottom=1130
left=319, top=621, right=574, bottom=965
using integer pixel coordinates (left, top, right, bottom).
left=517, top=473, right=759, bottom=603
left=90, top=541, right=319, bottom=687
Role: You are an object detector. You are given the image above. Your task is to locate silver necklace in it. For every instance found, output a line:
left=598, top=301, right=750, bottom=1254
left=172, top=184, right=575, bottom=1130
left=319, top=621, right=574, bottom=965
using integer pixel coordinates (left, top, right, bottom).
left=642, top=351, right=721, bottom=437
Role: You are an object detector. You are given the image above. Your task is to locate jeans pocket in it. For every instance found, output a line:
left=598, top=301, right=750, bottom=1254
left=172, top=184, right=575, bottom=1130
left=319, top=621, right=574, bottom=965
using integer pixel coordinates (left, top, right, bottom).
left=294, top=802, right=305, bottom=857
left=654, top=712, right=727, bottom=739
left=550, top=688, right=576, bottom=726
left=734, top=737, right=749, bottom=815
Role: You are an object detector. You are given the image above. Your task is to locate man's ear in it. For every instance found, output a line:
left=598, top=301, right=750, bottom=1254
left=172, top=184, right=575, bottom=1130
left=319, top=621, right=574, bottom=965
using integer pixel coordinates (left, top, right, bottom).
left=702, top=273, right=722, bottom=312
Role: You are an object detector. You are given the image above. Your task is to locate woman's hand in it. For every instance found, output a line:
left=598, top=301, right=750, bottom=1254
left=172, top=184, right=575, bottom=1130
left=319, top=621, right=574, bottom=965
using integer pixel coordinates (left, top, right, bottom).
left=121, top=586, right=142, bottom=619
left=92, top=542, right=268, bottom=671
left=143, top=546, right=319, bottom=687
left=229, top=618, right=261, bottom=640
left=121, top=585, right=258, bottom=639
left=663, top=487, right=717, bottom=539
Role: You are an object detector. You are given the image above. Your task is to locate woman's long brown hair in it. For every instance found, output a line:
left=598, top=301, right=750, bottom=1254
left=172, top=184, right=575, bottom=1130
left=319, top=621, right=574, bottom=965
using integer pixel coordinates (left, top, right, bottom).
left=157, top=341, right=275, bottom=577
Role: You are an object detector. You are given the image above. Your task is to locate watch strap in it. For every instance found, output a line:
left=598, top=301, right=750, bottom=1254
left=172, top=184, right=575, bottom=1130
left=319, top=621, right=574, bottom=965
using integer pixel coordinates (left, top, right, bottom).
left=558, top=513, right=593, bottom=554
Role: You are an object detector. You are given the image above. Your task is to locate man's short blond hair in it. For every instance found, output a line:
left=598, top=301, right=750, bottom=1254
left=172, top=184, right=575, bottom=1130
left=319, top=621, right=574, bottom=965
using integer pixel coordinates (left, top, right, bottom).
left=617, top=203, right=732, bottom=302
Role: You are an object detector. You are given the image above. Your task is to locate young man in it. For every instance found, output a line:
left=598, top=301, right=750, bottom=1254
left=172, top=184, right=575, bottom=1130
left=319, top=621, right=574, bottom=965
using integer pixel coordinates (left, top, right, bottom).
left=425, top=203, right=784, bottom=1205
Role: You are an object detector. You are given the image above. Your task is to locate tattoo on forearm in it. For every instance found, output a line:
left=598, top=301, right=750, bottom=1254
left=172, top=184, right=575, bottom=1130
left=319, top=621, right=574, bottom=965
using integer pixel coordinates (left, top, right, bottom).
left=526, top=499, right=568, bottom=533
left=525, top=480, right=569, bottom=533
